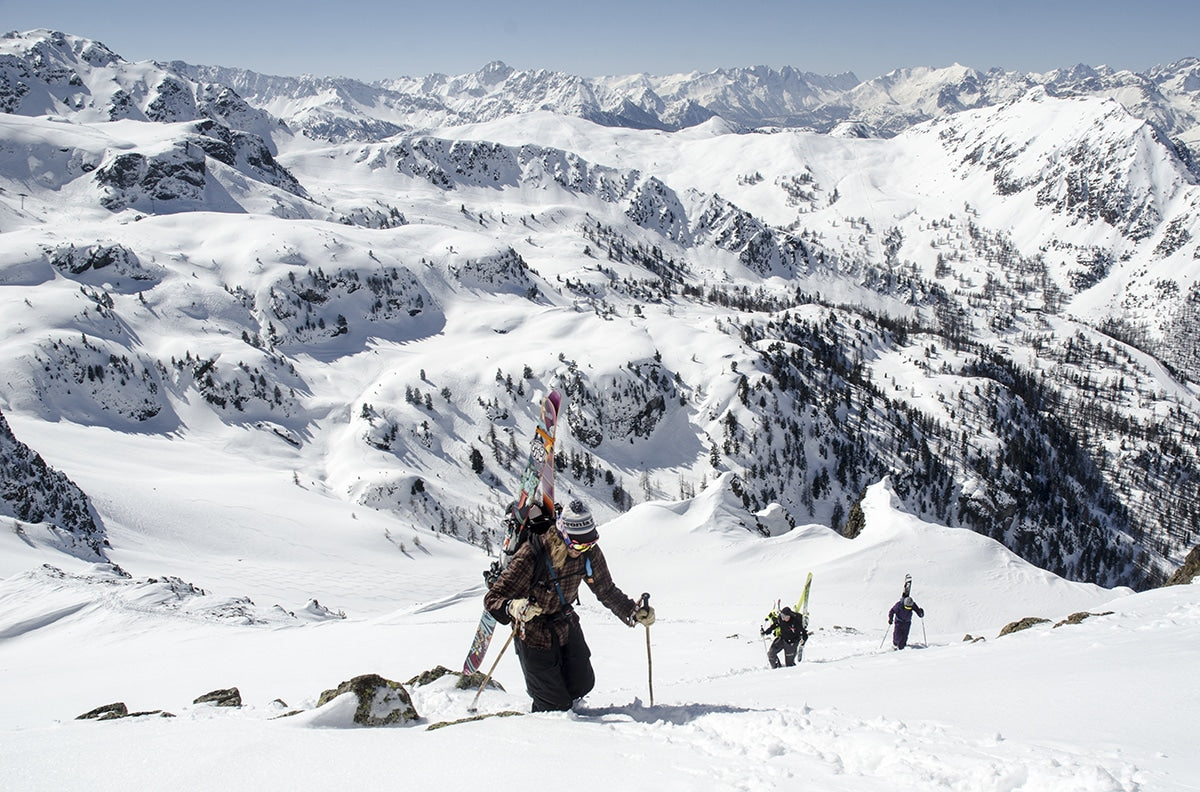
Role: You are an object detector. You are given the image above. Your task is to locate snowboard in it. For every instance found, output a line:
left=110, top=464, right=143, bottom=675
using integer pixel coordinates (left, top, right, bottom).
left=461, top=389, right=562, bottom=675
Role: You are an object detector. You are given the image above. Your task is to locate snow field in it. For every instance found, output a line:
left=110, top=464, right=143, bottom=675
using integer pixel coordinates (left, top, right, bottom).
left=3, top=463, right=1196, bottom=790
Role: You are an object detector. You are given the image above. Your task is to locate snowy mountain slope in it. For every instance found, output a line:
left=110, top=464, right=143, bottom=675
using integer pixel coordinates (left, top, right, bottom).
left=0, top=30, right=280, bottom=146
left=0, top=410, right=104, bottom=563
left=1, top=476, right=1194, bottom=791
left=433, top=91, right=1200, bottom=307
left=158, top=46, right=1200, bottom=166
left=2, top=29, right=1200, bottom=580
left=5, top=31, right=1200, bottom=587
left=420, top=99, right=1200, bottom=581
left=2, top=29, right=1200, bottom=790
left=0, top=113, right=307, bottom=226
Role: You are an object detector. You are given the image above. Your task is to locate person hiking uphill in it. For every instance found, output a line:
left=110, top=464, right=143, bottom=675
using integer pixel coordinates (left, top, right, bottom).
left=484, top=500, right=655, bottom=712
left=888, top=595, right=925, bottom=650
left=761, top=606, right=808, bottom=667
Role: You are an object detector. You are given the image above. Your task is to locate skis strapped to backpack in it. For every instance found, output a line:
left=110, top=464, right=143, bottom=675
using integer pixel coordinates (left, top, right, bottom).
left=795, top=572, right=813, bottom=631
left=902, top=573, right=912, bottom=599
left=461, top=389, right=562, bottom=675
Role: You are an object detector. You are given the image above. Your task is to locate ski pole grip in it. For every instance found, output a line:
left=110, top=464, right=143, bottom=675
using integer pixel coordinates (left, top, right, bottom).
left=640, top=592, right=650, bottom=608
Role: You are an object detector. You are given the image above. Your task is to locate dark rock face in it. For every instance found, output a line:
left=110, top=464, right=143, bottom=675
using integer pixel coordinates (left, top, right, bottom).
left=1164, top=544, right=1200, bottom=586
left=0, top=409, right=106, bottom=559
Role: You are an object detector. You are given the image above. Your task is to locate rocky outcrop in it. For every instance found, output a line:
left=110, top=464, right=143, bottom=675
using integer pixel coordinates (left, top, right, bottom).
left=76, top=702, right=173, bottom=720
left=76, top=702, right=128, bottom=720
left=406, top=664, right=504, bottom=692
left=1053, top=611, right=1114, bottom=628
left=316, top=674, right=418, bottom=727
left=0, top=408, right=106, bottom=560
left=1164, top=544, right=1200, bottom=585
left=193, top=687, right=242, bottom=707
left=998, top=616, right=1051, bottom=637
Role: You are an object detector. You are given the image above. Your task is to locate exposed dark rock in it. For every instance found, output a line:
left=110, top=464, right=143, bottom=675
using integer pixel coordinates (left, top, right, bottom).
left=193, top=687, right=242, bottom=707
left=1164, top=544, right=1200, bottom=586
left=998, top=617, right=1051, bottom=637
left=316, top=674, right=418, bottom=726
left=1053, top=611, right=1114, bottom=628
left=77, top=702, right=127, bottom=720
left=0, top=408, right=106, bottom=559
left=405, top=665, right=455, bottom=687
left=457, top=671, right=504, bottom=692
left=404, top=664, right=504, bottom=692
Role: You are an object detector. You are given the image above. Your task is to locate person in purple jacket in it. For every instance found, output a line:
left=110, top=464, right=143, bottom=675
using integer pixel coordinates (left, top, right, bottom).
left=888, top=596, right=925, bottom=649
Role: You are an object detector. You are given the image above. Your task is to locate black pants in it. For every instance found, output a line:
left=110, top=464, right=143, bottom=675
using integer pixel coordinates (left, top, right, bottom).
left=768, top=637, right=802, bottom=668
left=514, top=618, right=595, bottom=712
left=893, top=620, right=912, bottom=649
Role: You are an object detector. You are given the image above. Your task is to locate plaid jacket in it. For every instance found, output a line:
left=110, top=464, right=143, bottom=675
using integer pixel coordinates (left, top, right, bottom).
left=484, top=535, right=637, bottom=649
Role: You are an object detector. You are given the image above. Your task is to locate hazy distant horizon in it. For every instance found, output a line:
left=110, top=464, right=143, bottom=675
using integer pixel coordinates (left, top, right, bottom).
left=5, top=0, right=1197, bottom=83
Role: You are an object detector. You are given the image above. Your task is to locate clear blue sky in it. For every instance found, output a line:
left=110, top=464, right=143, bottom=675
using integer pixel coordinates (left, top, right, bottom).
left=3, top=0, right=1196, bottom=81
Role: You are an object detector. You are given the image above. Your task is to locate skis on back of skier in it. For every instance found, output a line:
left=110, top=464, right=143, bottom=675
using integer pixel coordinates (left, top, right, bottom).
left=461, top=389, right=562, bottom=676
left=796, top=572, right=813, bottom=631
left=902, top=573, right=912, bottom=599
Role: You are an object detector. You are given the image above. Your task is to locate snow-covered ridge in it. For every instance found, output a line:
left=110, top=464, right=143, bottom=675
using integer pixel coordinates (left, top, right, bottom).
left=0, top=29, right=280, bottom=146
left=9, top=29, right=1199, bottom=156
left=3, top=27, right=1200, bottom=589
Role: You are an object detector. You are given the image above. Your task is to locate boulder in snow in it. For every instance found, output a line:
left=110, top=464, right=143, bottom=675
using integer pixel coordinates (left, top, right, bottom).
left=76, top=702, right=127, bottom=720
left=998, top=616, right=1051, bottom=637
left=405, top=664, right=504, bottom=692
left=1053, top=611, right=1113, bottom=628
left=316, top=674, right=418, bottom=727
left=193, top=687, right=242, bottom=707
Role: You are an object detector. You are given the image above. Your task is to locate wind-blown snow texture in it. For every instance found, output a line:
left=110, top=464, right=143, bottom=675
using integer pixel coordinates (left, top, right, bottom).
left=1, top=29, right=1199, bottom=790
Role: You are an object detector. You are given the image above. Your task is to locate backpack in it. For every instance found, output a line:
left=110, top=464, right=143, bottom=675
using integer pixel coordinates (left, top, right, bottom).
left=483, top=501, right=557, bottom=588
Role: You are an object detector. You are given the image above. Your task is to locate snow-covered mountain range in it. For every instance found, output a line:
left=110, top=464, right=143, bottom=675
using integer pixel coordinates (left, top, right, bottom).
left=2, top=27, right=1200, bottom=593
left=3, top=28, right=1200, bottom=791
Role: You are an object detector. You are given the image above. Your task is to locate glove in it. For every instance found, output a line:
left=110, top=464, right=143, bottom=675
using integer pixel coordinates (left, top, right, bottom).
left=507, top=598, right=543, bottom=624
left=633, top=605, right=656, bottom=626
left=888, top=618, right=893, bottom=625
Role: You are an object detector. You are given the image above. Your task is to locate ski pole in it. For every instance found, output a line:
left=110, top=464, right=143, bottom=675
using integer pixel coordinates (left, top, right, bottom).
left=920, top=615, right=928, bottom=647
left=468, top=628, right=516, bottom=713
left=879, top=624, right=890, bottom=649
left=640, top=593, right=654, bottom=707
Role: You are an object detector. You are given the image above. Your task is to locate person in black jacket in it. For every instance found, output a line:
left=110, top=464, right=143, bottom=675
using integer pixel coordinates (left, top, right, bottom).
left=483, top=500, right=654, bottom=711
left=761, top=606, right=808, bottom=668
